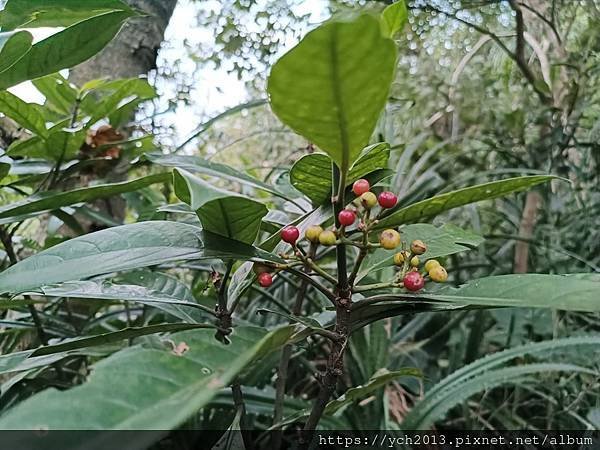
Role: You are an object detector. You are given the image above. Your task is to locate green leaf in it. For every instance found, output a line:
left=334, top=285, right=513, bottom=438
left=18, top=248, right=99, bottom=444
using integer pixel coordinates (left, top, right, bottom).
left=380, top=1, right=408, bottom=38
left=376, top=175, right=557, bottom=229
left=290, top=142, right=390, bottom=204
left=32, top=73, right=78, bottom=116
left=40, top=271, right=211, bottom=323
left=0, top=11, right=135, bottom=90
left=0, top=31, right=33, bottom=73
left=146, top=152, right=293, bottom=202
left=85, top=78, right=156, bottom=126
left=0, top=326, right=297, bottom=432
left=426, top=273, right=600, bottom=312
left=0, top=0, right=135, bottom=30
left=0, top=90, right=48, bottom=136
left=173, top=168, right=268, bottom=244
left=358, top=223, right=484, bottom=281
left=268, top=14, right=397, bottom=172
left=0, top=221, right=283, bottom=295
left=0, top=323, right=212, bottom=377
left=325, top=367, right=421, bottom=415
left=6, top=125, right=87, bottom=161
left=402, top=336, right=600, bottom=429
left=0, top=173, right=170, bottom=221
left=0, top=162, right=9, bottom=182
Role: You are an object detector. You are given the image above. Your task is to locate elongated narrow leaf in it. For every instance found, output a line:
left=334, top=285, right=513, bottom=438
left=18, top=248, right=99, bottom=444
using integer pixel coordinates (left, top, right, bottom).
left=0, top=173, right=169, bottom=221
left=375, top=176, right=557, bottom=229
left=425, top=273, right=600, bottom=312
left=0, top=221, right=282, bottom=295
left=0, top=323, right=212, bottom=377
left=268, top=14, right=397, bottom=171
left=290, top=143, right=390, bottom=204
left=0, top=0, right=135, bottom=29
left=325, top=368, right=421, bottom=414
left=402, top=336, right=600, bottom=429
left=40, top=271, right=210, bottom=323
left=380, top=1, right=408, bottom=38
left=358, top=223, right=484, bottom=281
left=86, top=78, right=156, bottom=126
left=0, top=326, right=296, bottom=435
left=146, top=152, right=292, bottom=201
left=173, top=168, right=268, bottom=244
left=32, top=73, right=79, bottom=116
left=0, top=30, right=33, bottom=73
left=0, top=90, right=48, bottom=136
left=0, top=11, right=136, bottom=89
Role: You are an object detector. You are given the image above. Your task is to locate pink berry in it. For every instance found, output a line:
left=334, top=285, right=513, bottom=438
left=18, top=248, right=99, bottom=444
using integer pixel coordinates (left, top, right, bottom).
left=352, top=179, right=370, bottom=196
left=403, top=271, right=425, bottom=292
left=280, top=226, right=300, bottom=245
left=378, top=191, right=397, bottom=209
left=338, top=209, right=356, bottom=226
left=257, top=272, right=273, bottom=287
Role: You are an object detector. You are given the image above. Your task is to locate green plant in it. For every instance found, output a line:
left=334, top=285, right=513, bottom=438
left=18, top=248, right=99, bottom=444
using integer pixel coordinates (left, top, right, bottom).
left=0, top=1, right=599, bottom=448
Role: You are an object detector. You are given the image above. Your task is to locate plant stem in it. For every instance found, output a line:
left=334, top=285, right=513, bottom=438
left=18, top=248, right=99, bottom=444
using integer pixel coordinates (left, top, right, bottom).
left=0, top=226, right=49, bottom=345
left=301, top=163, right=351, bottom=445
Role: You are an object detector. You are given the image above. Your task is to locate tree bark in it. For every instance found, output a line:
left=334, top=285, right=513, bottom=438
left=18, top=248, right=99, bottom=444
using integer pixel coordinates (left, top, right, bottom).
left=70, top=0, right=178, bottom=84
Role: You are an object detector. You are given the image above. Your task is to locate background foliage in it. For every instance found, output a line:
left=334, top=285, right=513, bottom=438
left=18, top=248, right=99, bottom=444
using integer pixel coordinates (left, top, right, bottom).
left=0, top=0, right=600, bottom=447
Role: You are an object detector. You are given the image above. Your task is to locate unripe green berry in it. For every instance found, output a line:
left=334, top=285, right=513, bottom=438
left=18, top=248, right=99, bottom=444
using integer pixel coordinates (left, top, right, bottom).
left=424, top=259, right=440, bottom=272
left=360, top=191, right=377, bottom=209
left=393, top=250, right=410, bottom=266
left=429, top=265, right=448, bottom=283
left=410, top=256, right=420, bottom=267
left=252, top=263, right=270, bottom=275
left=305, top=225, right=323, bottom=243
left=410, top=239, right=427, bottom=255
left=319, top=230, right=337, bottom=246
left=379, top=229, right=401, bottom=250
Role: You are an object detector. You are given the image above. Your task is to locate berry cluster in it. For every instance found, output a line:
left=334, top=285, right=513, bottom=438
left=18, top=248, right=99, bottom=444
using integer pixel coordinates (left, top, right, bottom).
left=255, top=179, right=449, bottom=293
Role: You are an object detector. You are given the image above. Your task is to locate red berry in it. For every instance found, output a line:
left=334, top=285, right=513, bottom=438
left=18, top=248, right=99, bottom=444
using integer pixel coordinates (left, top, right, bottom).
left=378, top=191, right=397, bottom=209
left=352, top=179, right=370, bottom=196
left=403, top=271, right=425, bottom=292
left=257, top=272, right=273, bottom=287
left=338, top=209, right=356, bottom=226
left=281, top=226, right=300, bottom=245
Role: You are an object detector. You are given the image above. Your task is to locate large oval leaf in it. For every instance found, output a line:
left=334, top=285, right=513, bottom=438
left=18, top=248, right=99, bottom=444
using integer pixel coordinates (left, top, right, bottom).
left=290, top=142, right=390, bottom=204
left=375, top=175, right=557, bottom=229
left=0, top=326, right=296, bottom=435
left=268, top=14, right=397, bottom=172
left=0, top=30, right=33, bottom=73
left=173, top=168, right=268, bottom=244
left=0, top=10, right=136, bottom=89
left=0, top=221, right=282, bottom=295
left=0, top=90, right=48, bottom=136
left=0, top=0, right=135, bottom=29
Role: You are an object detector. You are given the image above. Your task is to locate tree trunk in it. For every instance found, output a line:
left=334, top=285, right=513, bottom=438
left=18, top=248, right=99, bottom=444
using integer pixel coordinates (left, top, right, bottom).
left=67, top=0, right=177, bottom=229
left=70, top=0, right=178, bottom=84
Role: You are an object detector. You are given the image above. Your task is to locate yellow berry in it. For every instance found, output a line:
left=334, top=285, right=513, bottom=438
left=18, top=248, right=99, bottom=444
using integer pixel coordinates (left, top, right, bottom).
left=360, top=191, right=378, bottom=209
left=410, top=239, right=427, bottom=255
left=305, top=225, right=323, bottom=243
left=318, top=230, right=337, bottom=246
left=379, top=229, right=401, bottom=250
left=393, top=251, right=410, bottom=266
left=410, top=256, right=420, bottom=267
left=424, top=259, right=441, bottom=272
left=429, top=265, right=448, bottom=282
